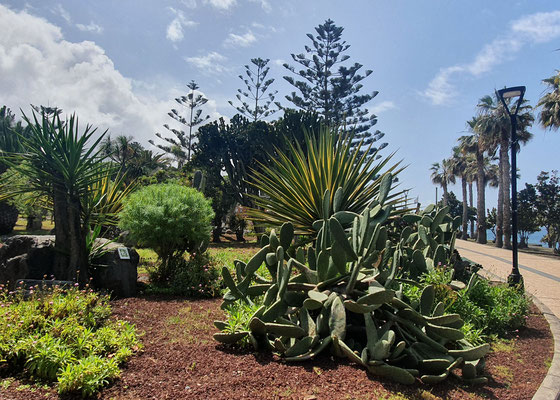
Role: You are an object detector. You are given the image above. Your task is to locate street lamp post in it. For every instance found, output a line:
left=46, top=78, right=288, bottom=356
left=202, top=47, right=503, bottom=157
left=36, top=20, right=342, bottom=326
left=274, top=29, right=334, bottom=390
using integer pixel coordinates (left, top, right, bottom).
left=496, top=86, right=526, bottom=286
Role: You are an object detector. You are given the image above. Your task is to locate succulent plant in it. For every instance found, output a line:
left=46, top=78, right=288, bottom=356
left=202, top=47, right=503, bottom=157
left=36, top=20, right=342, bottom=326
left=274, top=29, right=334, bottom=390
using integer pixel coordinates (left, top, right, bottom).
left=214, top=174, right=489, bottom=385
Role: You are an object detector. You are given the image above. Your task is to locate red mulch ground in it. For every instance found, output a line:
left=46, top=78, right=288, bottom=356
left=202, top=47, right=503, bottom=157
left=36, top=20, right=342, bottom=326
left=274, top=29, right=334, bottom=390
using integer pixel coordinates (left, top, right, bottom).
left=0, top=298, right=552, bottom=400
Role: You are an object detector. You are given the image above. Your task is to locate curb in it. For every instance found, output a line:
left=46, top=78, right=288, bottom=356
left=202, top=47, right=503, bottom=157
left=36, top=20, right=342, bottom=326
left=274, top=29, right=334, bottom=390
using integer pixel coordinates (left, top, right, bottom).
left=478, top=269, right=560, bottom=400
left=530, top=296, right=560, bottom=400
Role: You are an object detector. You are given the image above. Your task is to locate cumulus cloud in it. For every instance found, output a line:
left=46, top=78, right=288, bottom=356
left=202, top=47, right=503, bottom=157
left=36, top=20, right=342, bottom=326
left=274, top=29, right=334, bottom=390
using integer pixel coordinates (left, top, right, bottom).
left=203, top=0, right=237, bottom=11
left=223, top=30, right=256, bottom=48
left=76, top=21, right=103, bottom=34
left=166, top=7, right=197, bottom=43
left=423, top=10, right=560, bottom=105
left=0, top=4, right=191, bottom=145
left=185, top=51, right=229, bottom=74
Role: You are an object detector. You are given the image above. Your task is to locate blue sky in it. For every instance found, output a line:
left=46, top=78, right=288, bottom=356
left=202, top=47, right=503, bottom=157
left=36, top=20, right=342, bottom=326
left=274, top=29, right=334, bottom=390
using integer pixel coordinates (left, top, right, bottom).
left=1, top=1, right=560, bottom=208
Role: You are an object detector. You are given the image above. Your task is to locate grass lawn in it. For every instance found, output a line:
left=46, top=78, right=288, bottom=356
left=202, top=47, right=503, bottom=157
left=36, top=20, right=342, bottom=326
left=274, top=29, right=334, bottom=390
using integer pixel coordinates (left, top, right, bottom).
left=10, top=217, right=55, bottom=236
left=137, top=236, right=261, bottom=276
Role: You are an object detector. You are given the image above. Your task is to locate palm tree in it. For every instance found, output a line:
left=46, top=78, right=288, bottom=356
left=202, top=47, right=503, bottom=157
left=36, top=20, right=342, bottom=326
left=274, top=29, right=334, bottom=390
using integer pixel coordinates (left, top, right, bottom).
left=101, top=135, right=143, bottom=172
left=476, top=93, right=533, bottom=249
left=430, top=158, right=455, bottom=206
left=450, top=145, right=472, bottom=240
left=458, top=117, right=492, bottom=244
left=127, top=149, right=169, bottom=179
left=465, top=157, right=477, bottom=238
left=538, top=70, right=560, bottom=131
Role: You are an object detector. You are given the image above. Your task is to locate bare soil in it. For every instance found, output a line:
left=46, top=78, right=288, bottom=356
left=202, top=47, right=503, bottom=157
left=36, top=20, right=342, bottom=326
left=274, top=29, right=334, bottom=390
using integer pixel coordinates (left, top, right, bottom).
left=0, top=296, right=553, bottom=400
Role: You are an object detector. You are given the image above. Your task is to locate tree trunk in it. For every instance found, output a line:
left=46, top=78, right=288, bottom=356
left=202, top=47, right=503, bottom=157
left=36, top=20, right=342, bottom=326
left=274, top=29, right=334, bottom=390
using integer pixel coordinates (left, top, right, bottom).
left=476, top=150, right=487, bottom=244
left=212, top=226, right=222, bottom=243
left=461, top=176, right=468, bottom=240
left=496, top=148, right=504, bottom=248
left=502, top=137, right=512, bottom=249
left=52, top=187, right=89, bottom=283
left=442, top=182, right=448, bottom=207
left=469, top=181, right=474, bottom=238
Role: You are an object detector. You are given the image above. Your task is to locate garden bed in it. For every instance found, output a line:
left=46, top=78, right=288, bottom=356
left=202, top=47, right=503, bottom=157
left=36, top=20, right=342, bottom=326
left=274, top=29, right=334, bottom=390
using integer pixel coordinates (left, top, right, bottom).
left=1, top=296, right=552, bottom=400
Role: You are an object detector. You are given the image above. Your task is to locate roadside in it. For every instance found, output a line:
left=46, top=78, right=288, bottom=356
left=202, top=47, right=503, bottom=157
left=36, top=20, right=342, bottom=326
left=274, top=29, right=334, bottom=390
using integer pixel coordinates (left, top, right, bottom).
left=456, top=239, right=560, bottom=318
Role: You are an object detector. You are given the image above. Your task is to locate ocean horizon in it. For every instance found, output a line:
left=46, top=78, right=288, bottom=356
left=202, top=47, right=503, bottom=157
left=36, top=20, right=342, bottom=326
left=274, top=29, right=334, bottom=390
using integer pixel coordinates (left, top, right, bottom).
left=481, top=227, right=550, bottom=248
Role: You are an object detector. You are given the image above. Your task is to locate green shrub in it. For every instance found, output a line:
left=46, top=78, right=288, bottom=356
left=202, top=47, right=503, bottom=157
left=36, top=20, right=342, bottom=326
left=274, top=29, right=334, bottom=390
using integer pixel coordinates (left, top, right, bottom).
left=452, top=278, right=530, bottom=337
left=403, top=268, right=530, bottom=340
left=0, top=284, right=141, bottom=397
left=119, top=183, right=214, bottom=282
left=145, top=253, right=222, bottom=297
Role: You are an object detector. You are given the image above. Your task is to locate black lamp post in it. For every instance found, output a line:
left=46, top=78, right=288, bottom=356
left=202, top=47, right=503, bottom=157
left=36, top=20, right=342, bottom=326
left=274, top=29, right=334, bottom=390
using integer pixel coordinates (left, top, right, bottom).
left=496, top=86, right=526, bottom=286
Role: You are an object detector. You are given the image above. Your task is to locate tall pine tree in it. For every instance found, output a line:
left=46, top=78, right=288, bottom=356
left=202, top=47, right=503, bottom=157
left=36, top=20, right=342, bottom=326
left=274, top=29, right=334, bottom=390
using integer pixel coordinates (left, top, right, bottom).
left=229, top=58, right=278, bottom=121
left=150, top=80, right=210, bottom=168
left=283, top=19, right=386, bottom=157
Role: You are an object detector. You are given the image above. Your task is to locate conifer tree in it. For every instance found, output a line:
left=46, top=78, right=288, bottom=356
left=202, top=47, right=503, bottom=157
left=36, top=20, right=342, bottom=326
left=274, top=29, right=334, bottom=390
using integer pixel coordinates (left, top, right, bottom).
left=150, top=80, right=210, bottom=168
left=283, top=19, right=386, bottom=156
left=229, top=58, right=278, bottom=121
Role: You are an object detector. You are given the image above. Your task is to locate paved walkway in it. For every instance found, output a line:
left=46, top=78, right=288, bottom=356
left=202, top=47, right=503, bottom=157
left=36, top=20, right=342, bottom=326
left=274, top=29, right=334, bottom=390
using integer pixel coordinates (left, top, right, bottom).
left=455, top=239, right=560, bottom=318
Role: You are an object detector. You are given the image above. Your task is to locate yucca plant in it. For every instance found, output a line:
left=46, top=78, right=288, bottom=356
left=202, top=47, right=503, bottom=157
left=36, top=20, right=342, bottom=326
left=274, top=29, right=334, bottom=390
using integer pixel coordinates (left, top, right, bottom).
left=1, top=111, right=109, bottom=283
left=248, top=128, right=406, bottom=234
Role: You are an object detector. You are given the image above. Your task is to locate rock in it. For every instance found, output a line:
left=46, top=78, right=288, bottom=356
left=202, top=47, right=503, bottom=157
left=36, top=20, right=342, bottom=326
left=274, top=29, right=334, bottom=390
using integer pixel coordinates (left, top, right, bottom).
left=0, top=202, right=19, bottom=235
left=0, top=235, right=138, bottom=297
left=90, top=239, right=139, bottom=298
left=0, top=235, right=56, bottom=287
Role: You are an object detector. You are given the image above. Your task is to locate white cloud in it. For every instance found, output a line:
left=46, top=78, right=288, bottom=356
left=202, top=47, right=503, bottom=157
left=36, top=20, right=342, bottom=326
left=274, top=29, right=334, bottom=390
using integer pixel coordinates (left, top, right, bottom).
left=185, top=51, right=229, bottom=74
left=51, top=3, right=71, bottom=24
left=251, top=21, right=279, bottom=34
left=203, top=0, right=237, bottom=11
left=76, top=21, right=103, bottom=34
left=371, top=101, right=396, bottom=115
left=423, top=10, right=560, bottom=105
left=223, top=30, right=256, bottom=48
left=248, top=0, right=271, bottom=13
left=0, top=4, right=187, bottom=145
left=511, top=10, right=560, bottom=43
left=180, top=0, right=198, bottom=8
left=166, top=7, right=197, bottom=43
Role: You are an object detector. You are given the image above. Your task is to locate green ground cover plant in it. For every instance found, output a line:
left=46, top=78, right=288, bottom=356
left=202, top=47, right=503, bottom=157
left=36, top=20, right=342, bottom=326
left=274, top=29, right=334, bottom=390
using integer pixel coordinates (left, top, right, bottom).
left=0, top=283, right=141, bottom=397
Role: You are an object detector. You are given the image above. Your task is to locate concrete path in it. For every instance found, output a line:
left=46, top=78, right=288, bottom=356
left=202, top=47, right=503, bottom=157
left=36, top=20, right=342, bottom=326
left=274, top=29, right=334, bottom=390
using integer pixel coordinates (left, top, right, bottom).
left=455, top=239, right=560, bottom=318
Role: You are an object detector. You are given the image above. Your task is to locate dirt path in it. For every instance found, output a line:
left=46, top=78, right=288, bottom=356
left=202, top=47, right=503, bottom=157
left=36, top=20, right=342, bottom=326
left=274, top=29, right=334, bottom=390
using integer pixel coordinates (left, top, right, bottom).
left=455, top=239, right=560, bottom=318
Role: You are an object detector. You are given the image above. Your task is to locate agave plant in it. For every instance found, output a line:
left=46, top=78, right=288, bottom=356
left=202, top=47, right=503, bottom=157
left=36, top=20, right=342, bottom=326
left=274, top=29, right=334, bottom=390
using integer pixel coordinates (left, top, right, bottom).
left=248, top=128, right=406, bottom=234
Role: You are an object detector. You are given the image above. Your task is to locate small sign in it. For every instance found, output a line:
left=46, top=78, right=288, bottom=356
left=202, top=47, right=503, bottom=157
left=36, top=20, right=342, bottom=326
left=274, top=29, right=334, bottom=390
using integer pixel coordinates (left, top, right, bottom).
left=117, top=247, right=130, bottom=260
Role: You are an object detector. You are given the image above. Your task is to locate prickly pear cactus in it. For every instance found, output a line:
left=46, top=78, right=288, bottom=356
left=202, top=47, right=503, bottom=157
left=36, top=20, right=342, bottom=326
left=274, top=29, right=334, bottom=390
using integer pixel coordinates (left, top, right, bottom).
left=214, top=175, right=489, bottom=385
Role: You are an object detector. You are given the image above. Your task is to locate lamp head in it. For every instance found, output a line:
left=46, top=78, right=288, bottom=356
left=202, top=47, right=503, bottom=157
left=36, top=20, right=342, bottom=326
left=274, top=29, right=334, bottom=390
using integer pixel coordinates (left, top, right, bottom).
left=497, top=86, right=526, bottom=100
left=496, top=86, right=526, bottom=116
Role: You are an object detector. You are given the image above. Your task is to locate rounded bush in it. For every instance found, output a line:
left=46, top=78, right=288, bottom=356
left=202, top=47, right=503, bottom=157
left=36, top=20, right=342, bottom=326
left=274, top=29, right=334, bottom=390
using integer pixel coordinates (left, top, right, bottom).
left=119, top=184, right=214, bottom=262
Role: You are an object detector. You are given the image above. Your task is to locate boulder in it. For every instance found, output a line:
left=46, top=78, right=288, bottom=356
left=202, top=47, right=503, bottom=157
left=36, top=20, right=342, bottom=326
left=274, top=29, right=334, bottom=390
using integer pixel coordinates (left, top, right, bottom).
left=0, top=235, right=138, bottom=297
left=0, top=235, right=56, bottom=287
left=90, top=239, right=139, bottom=298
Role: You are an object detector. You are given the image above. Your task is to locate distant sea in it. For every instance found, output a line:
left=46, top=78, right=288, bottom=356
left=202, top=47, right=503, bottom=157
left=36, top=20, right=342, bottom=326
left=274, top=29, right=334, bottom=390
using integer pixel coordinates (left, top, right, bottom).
left=482, top=227, right=549, bottom=248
